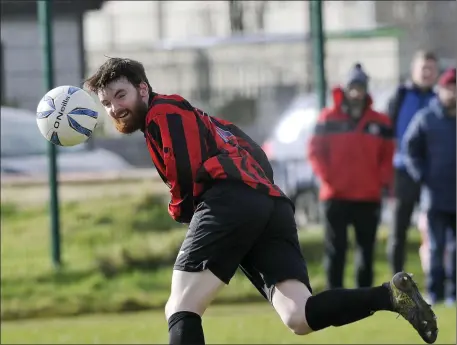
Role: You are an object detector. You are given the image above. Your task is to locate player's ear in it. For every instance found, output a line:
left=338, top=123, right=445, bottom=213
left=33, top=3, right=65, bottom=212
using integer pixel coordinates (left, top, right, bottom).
left=139, top=82, right=148, bottom=97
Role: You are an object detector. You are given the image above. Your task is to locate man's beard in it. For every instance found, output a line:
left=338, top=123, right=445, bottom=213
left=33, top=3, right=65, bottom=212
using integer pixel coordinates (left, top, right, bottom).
left=113, top=95, right=149, bottom=134
left=343, top=98, right=366, bottom=119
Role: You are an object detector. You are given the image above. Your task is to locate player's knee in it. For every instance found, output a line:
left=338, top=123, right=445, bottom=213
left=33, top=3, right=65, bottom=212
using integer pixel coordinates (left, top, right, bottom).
left=164, top=298, right=175, bottom=320
left=165, top=294, right=204, bottom=320
left=273, top=280, right=313, bottom=336
left=282, top=307, right=313, bottom=335
left=165, top=270, right=224, bottom=320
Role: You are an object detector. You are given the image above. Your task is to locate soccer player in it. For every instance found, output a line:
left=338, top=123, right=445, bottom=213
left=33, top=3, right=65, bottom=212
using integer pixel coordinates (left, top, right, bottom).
left=85, top=58, right=438, bottom=345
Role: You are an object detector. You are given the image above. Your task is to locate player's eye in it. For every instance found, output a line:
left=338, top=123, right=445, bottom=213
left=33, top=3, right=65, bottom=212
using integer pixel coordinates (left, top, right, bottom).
left=118, top=94, right=125, bottom=99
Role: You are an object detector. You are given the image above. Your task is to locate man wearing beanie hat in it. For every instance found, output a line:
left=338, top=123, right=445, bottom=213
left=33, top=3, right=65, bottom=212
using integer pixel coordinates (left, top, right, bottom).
left=308, top=63, right=394, bottom=290
left=403, top=67, right=456, bottom=306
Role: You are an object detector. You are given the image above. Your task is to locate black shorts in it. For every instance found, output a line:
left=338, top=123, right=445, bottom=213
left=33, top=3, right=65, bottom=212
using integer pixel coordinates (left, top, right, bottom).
left=174, top=181, right=312, bottom=302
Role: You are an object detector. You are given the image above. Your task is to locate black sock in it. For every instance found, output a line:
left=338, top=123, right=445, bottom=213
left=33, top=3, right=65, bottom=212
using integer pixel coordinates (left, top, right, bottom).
left=168, top=311, right=205, bottom=345
left=305, top=284, right=393, bottom=331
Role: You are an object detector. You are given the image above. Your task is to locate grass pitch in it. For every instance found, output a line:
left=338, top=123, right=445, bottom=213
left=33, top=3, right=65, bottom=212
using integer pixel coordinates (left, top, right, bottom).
left=2, top=303, right=455, bottom=344
left=1, top=186, right=455, bottom=344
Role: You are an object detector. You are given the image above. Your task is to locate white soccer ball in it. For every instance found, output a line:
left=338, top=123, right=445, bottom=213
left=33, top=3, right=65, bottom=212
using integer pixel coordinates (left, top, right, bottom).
left=36, top=85, right=99, bottom=146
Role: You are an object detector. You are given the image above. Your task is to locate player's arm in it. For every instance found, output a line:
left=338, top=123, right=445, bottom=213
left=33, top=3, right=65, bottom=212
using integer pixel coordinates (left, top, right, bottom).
left=148, top=106, right=203, bottom=224
left=402, top=111, right=427, bottom=183
left=307, top=110, right=332, bottom=183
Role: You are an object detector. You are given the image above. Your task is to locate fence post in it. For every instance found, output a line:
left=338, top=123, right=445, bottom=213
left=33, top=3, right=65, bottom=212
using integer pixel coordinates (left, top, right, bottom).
left=309, top=0, right=327, bottom=109
left=38, top=0, right=62, bottom=268
left=195, top=49, right=212, bottom=106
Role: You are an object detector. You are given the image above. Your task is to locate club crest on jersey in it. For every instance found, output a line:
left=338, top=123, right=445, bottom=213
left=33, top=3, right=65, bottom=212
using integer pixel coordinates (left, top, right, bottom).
left=368, top=123, right=380, bottom=135
left=215, top=126, right=235, bottom=143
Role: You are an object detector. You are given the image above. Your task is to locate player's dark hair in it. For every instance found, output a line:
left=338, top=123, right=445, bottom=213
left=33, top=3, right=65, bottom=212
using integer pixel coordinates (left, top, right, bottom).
left=84, top=57, right=153, bottom=95
left=413, top=49, right=438, bottom=62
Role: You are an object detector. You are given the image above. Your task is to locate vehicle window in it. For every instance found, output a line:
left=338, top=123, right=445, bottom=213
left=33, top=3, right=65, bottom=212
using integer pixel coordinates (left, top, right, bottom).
left=1, top=119, right=49, bottom=157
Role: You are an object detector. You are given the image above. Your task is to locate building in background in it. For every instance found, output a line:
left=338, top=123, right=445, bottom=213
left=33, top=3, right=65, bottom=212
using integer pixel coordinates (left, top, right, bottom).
left=83, top=1, right=406, bottom=137
left=83, top=1, right=378, bottom=47
left=83, top=1, right=456, bottom=69
left=374, top=1, right=456, bottom=74
left=2, top=1, right=454, bottom=132
left=0, top=0, right=104, bottom=110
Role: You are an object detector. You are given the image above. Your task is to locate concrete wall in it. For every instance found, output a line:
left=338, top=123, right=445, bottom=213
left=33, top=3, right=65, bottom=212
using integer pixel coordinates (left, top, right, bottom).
left=82, top=1, right=399, bottom=137
left=83, top=1, right=378, bottom=49
left=86, top=35, right=400, bottom=99
left=86, top=34, right=399, bottom=137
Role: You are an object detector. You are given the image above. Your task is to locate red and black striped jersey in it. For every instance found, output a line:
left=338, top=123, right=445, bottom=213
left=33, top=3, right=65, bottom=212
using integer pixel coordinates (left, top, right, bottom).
left=143, top=93, right=288, bottom=223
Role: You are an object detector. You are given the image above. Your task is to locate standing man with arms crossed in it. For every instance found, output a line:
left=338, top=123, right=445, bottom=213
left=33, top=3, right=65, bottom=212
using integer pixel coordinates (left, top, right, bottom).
left=403, top=68, right=456, bottom=306
left=85, top=57, right=438, bottom=345
left=387, top=51, right=439, bottom=274
left=308, top=63, right=394, bottom=290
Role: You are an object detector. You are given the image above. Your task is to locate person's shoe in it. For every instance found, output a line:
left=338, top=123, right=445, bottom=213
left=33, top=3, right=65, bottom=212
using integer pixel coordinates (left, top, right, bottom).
left=386, top=272, right=438, bottom=344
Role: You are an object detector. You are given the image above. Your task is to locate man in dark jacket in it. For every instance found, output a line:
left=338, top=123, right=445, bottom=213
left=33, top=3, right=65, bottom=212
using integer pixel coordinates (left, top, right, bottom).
left=308, top=63, right=394, bottom=289
left=387, top=50, right=439, bottom=275
left=403, top=67, right=456, bottom=306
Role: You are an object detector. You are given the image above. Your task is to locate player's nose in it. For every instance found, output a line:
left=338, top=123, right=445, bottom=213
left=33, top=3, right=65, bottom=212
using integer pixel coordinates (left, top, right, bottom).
left=110, top=104, right=122, bottom=118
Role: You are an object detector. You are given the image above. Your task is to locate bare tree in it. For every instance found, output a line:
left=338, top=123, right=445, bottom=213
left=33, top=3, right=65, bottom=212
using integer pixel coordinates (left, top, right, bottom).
left=229, top=0, right=244, bottom=33
left=254, top=1, right=268, bottom=31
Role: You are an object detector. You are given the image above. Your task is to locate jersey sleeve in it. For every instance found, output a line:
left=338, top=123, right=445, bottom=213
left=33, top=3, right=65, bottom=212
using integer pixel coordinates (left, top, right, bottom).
left=148, top=105, right=204, bottom=223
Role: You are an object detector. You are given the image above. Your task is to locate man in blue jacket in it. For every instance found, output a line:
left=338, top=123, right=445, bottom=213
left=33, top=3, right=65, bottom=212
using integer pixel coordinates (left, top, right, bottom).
left=403, top=67, right=456, bottom=305
left=387, top=50, right=439, bottom=275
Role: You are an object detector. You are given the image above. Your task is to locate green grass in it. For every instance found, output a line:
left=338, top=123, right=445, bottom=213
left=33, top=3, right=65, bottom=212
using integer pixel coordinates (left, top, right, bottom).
left=0, top=191, right=451, bottom=323
left=1, top=190, right=456, bottom=344
left=1, top=303, right=455, bottom=344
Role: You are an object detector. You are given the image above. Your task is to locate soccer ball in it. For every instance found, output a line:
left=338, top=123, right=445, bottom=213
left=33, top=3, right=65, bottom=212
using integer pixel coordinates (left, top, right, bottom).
left=36, top=85, right=99, bottom=146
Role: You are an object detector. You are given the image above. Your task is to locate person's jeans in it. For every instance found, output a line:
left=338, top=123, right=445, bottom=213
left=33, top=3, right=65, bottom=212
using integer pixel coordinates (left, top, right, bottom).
left=388, top=169, right=421, bottom=274
left=426, top=210, right=456, bottom=303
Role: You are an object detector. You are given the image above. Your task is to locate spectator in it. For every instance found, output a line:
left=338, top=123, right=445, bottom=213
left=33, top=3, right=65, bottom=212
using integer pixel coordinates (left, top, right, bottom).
left=403, top=67, right=456, bottom=306
left=308, top=63, right=394, bottom=289
left=386, top=50, right=439, bottom=275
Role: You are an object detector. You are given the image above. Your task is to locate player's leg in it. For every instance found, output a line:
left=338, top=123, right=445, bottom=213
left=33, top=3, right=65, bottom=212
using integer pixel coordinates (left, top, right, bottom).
left=276, top=272, right=438, bottom=343
left=241, top=198, right=438, bottom=343
left=242, top=198, right=392, bottom=334
left=166, top=181, right=274, bottom=345
left=166, top=270, right=224, bottom=345
left=322, top=199, right=350, bottom=289
left=351, top=201, right=381, bottom=287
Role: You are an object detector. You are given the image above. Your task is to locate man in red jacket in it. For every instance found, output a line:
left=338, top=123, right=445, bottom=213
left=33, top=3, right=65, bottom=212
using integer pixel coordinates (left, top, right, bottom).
left=308, top=63, right=394, bottom=290
left=84, top=58, right=437, bottom=345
